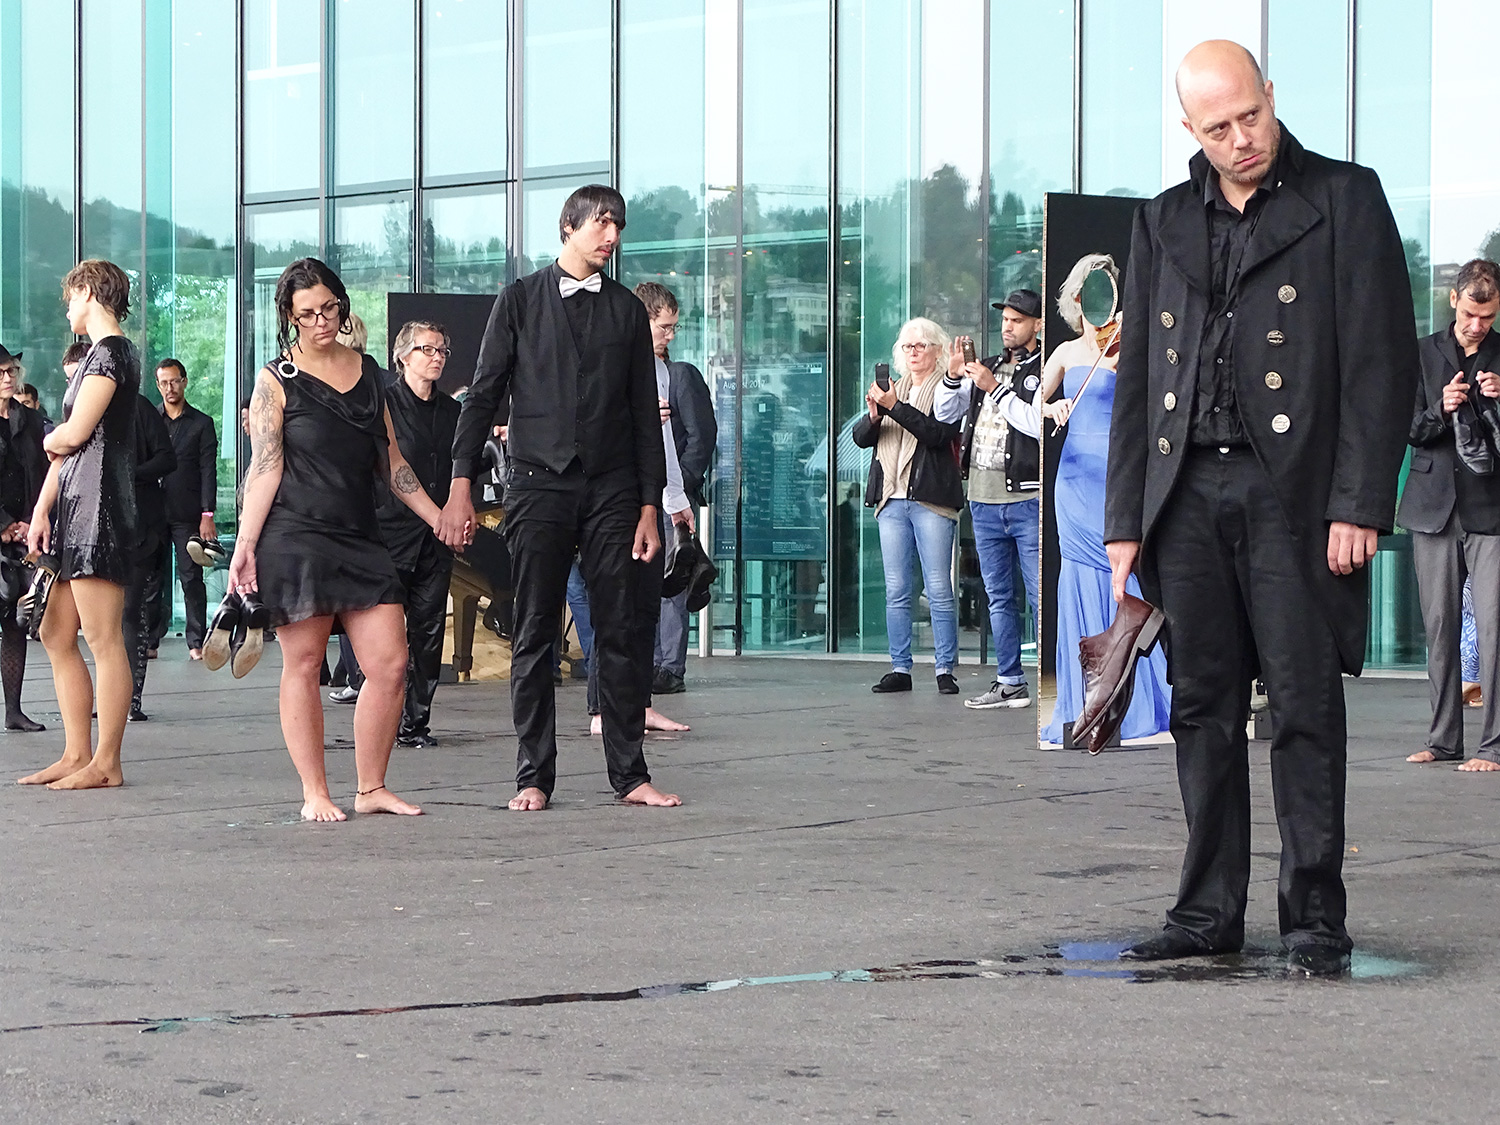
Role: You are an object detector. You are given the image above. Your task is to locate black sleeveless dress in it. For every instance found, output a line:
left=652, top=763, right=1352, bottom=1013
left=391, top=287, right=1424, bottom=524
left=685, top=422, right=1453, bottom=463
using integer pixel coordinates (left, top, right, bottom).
left=254, top=359, right=404, bottom=627
left=52, top=336, right=140, bottom=585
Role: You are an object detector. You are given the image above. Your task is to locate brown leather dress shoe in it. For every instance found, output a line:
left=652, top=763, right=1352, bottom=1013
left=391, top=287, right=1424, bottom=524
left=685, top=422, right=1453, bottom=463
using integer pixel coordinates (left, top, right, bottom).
left=1074, top=593, right=1165, bottom=754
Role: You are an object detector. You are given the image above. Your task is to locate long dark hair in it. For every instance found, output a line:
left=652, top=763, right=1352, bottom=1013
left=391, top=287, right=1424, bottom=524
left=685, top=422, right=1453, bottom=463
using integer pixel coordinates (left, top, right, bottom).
left=273, top=257, right=350, bottom=360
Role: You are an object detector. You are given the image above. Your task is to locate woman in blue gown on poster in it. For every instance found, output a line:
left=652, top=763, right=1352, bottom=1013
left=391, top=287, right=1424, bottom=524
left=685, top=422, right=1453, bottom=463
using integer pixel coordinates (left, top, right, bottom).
left=1040, top=253, right=1171, bottom=745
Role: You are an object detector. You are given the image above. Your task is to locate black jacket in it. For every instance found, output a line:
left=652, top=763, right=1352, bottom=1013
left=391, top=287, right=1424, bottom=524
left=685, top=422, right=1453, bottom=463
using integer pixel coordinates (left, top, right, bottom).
left=453, top=263, right=666, bottom=507
left=666, top=359, right=717, bottom=508
left=161, top=401, right=218, bottom=524
left=852, top=400, right=963, bottom=512
left=0, top=401, right=47, bottom=531
left=956, top=348, right=1042, bottom=495
left=1104, top=128, right=1419, bottom=674
left=378, top=372, right=461, bottom=571
left=1397, top=327, right=1500, bottom=537
left=134, top=394, right=178, bottom=545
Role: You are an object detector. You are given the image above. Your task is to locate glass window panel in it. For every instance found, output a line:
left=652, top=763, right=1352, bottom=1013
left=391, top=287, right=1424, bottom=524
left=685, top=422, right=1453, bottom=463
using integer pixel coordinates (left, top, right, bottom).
left=0, top=0, right=77, bottom=418
left=1081, top=1, right=1162, bottom=196
left=1430, top=0, right=1500, bottom=291
left=523, top=0, right=611, bottom=176
left=422, top=184, right=507, bottom=294
left=424, top=0, right=507, bottom=182
left=244, top=0, right=322, bottom=197
left=330, top=194, right=413, bottom=362
left=738, top=0, right=830, bottom=652
left=1266, top=0, right=1347, bottom=160
left=332, top=0, right=414, bottom=191
left=245, top=204, right=321, bottom=371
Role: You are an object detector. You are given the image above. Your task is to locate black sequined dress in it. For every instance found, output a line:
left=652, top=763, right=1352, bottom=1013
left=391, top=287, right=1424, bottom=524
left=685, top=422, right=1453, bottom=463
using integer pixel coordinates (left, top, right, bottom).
left=254, top=359, right=404, bottom=627
left=51, top=336, right=140, bottom=585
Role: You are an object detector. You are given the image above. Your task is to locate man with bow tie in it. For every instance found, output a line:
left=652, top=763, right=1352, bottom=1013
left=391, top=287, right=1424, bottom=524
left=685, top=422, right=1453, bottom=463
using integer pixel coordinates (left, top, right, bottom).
left=438, top=185, right=680, bottom=811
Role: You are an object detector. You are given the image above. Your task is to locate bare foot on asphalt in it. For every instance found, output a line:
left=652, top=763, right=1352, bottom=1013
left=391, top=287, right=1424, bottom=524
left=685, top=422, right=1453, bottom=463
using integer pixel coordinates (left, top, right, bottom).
left=620, top=782, right=681, bottom=807
left=354, top=786, right=422, bottom=816
left=509, top=786, right=549, bottom=811
left=46, top=762, right=123, bottom=790
left=645, top=707, right=689, bottom=732
left=19, top=755, right=92, bottom=785
left=301, top=795, right=347, bottom=822
left=1458, top=757, right=1500, bottom=772
left=1406, top=750, right=1453, bottom=763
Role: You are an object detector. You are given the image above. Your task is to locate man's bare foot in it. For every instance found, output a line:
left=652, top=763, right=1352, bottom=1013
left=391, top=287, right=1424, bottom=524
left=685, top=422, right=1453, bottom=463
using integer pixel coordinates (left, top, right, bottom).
left=620, top=781, right=681, bottom=807
left=354, top=785, right=422, bottom=816
left=19, top=756, right=92, bottom=785
left=46, top=762, right=123, bottom=790
left=1407, top=749, right=1458, bottom=763
left=509, top=786, right=549, bottom=811
left=645, top=707, right=690, bottom=732
left=589, top=715, right=602, bottom=736
left=189, top=648, right=203, bottom=661
left=1458, top=757, right=1500, bottom=772
left=301, top=795, right=347, bottom=822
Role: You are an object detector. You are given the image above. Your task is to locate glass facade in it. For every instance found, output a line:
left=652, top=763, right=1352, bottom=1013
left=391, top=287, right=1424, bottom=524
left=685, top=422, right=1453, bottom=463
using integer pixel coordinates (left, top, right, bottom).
left=0, top=0, right=1493, bottom=668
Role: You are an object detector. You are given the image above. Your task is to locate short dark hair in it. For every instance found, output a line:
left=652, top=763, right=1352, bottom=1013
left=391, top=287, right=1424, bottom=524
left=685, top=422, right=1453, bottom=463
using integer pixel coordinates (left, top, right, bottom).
left=1454, top=259, right=1500, bottom=305
left=559, top=184, right=626, bottom=244
left=157, top=357, right=187, bottom=381
left=633, top=281, right=678, bottom=321
left=19, top=384, right=38, bottom=398
left=62, top=259, right=131, bottom=320
left=273, top=257, right=350, bottom=360
left=61, top=341, right=91, bottom=366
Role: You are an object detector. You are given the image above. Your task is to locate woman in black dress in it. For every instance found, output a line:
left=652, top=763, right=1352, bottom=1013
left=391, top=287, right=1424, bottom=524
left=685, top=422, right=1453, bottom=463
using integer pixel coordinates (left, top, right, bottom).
left=0, top=348, right=48, bottom=732
left=21, top=260, right=139, bottom=790
left=227, top=258, right=441, bottom=822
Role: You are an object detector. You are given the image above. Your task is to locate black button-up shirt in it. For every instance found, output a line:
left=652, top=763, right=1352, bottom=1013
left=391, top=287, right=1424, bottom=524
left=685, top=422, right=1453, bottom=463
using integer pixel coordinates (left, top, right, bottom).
left=1190, top=165, right=1276, bottom=447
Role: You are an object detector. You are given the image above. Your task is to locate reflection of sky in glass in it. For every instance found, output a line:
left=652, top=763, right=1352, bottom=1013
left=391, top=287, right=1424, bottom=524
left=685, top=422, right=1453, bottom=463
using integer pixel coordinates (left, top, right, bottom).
left=244, top=0, right=322, bottom=196
left=82, top=0, right=143, bottom=219
left=333, top=0, right=415, bottom=190
left=920, top=0, right=984, bottom=195
left=173, top=0, right=236, bottom=246
left=1081, top=1, right=1162, bottom=196
left=524, top=0, right=611, bottom=175
left=1429, top=0, right=1500, bottom=266
left=621, top=0, right=706, bottom=199
left=1160, top=1, right=1261, bottom=186
left=424, top=0, right=507, bottom=181
left=15, top=0, right=76, bottom=205
left=743, top=0, right=830, bottom=197
left=1266, top=0, right=1347, bottom=161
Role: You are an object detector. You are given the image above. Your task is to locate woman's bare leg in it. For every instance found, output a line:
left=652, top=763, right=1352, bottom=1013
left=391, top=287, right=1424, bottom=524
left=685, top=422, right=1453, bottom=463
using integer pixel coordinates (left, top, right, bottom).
left=277, top=616, right=344, bottom=821
left=343, top=604, right=421, bottom=816
left=19, top=583, right=93, bottom=785
left=47, top=578, right=130, bottom=789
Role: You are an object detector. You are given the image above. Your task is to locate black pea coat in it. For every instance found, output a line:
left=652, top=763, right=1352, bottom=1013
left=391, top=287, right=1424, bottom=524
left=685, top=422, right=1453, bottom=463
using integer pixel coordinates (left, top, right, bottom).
left=0, top=401, right=48, bottom=531
left=1104, top=127, right=1419, bottom=674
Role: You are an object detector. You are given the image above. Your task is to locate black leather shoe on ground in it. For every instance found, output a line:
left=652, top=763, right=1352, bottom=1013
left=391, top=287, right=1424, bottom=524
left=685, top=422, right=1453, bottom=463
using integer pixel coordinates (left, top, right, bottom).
left=872, top=671, right=913, bottom=693
left=397, top=732, right=438, bottom=748
left=652, top=668, right=686, bottom=695
left=1120, top=930, right=1225, bottom=961
left=1286, top=944, right=1351, bottom=977
left=936, top=672, right=959, bottom=695
left=127, top=706, right=149, bottom=723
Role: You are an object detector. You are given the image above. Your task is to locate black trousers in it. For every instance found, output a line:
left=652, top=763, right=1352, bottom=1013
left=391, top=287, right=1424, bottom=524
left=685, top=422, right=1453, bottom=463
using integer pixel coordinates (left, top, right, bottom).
left=505, top=463, right=650, bottom=798
left=587, top=510, right=667, bottom=716
left=124, top=534, right=168, bottom=708
left=159, top=522, right=207, bottom=649
left=1151, top=448, right=1350, bottom=953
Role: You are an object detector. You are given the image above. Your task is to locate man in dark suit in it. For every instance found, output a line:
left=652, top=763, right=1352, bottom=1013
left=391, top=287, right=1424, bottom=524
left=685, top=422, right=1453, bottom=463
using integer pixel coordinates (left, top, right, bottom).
left=379, top=319, right=462, bottom=748
left=156, top=359, right=218, bottom=659
left=643, top=283, right=717, bottom=696
left=1397, top=260, right=1500, bottom=770
left=437, top=184, right=679, bottom=811
left=1103, top=41, right=1417, bottom=975
left=124, top=392, right=176, bottom=721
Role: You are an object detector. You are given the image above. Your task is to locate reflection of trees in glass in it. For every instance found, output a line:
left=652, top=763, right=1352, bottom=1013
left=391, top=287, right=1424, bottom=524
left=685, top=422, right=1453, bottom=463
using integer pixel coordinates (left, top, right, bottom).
left=421, top=214, right=506, bottom=294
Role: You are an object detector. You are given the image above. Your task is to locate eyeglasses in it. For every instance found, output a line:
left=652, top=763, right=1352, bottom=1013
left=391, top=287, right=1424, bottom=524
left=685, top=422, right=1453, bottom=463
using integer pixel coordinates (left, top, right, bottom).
left=292, top=301, right=341, bottom=328
left=411, top=343, right=452, bottom=359
left=654, top=322, right=680, bottom=338
left=899, top=342, right=933, bottom=353
left=0, top=366, right=17, bottom=379
left=157, top=377, right=186, bottom=388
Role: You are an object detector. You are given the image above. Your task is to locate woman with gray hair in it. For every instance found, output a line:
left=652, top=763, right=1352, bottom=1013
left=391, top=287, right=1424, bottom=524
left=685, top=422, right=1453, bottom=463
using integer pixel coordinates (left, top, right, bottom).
left=852, top=316, right=968, bottom=694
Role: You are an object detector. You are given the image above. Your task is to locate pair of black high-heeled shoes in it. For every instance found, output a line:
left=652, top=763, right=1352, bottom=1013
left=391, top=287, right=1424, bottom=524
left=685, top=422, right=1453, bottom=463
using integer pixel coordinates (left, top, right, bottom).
left=204, top=590, right=269, bottom=678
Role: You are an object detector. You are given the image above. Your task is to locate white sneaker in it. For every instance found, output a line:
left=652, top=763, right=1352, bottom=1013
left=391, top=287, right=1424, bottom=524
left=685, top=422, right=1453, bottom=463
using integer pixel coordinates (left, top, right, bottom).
left=964, top=681, right=1030, bottom=709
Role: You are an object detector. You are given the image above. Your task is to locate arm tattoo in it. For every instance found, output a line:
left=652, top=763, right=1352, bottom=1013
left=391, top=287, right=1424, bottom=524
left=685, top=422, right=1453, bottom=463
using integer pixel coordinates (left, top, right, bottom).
left=393, top=463, right=420, bottom=495
left=249, top=375, right=284, bottom=477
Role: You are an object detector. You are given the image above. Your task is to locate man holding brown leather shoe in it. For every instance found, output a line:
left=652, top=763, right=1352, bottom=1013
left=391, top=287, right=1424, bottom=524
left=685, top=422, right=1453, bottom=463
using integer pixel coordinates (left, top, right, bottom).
left=1103, top=41, right=1416, bottom=976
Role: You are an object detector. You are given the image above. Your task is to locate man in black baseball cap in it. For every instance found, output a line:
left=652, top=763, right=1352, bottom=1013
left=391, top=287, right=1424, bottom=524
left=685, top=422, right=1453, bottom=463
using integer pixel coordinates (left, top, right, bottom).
left=944, top=288, right=1044, bottom=710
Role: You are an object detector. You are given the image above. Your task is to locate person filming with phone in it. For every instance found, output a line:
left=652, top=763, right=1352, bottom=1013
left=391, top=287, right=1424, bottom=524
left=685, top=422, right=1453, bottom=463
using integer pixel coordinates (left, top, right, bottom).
left=853, top=317, right=968, bottom=696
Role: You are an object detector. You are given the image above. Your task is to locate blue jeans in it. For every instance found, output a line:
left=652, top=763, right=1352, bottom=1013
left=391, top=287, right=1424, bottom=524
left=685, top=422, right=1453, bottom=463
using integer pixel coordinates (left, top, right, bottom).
left=970, top=497, right=1040, bottom=685
left=553, top=558, right=594, bottom=678
left=876, top=499, right=958, bottom=674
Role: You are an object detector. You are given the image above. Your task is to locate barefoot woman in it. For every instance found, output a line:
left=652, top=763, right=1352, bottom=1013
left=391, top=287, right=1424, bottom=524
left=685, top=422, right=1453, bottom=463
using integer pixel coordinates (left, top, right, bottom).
left=20, top=260, right=139, bottom=789
left=227, top=258, right=441, bottom=821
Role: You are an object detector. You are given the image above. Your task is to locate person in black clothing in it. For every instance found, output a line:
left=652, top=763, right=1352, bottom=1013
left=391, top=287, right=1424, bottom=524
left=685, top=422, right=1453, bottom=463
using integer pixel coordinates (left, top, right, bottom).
left=21, top=260, right=140, bottom=791
left=0, top=343, right=49, bottom=732
left=227, top=258, right=442, bottom=822
left=155, top=358, right=218, bottom=659
left=436, top=184, right=680, bottom=811
left=374, top=319, right=461, bottom=747
left=121, top=388, right=176, bottom=722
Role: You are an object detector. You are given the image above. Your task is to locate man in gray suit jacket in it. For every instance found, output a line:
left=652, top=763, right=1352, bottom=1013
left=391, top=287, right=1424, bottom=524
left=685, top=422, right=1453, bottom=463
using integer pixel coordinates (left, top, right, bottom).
left=1398, top=259, right=1500, bottom=770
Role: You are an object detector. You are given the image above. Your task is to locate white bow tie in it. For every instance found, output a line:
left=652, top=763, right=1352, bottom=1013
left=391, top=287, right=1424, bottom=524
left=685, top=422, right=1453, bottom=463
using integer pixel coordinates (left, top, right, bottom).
left=559, top=273, right=602, bottom=298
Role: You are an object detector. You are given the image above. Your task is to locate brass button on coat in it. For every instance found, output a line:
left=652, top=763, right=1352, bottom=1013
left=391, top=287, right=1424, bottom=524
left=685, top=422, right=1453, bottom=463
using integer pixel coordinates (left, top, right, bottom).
left=1166, top=348, right=1179, bottom=365
left=1267, top=329, right=1286, bottom=346
left=1278, top=285, right=1297, bottom=303
left=1271, top=413, right=1291, bottom=434
left=1264, top=371, right=1283, bottom=390
left=1164, top=392, right=1177, bottom=410
left=1160, top=311, right=1175, bottom=328
left=1158, top=437, right=1172, bottom=455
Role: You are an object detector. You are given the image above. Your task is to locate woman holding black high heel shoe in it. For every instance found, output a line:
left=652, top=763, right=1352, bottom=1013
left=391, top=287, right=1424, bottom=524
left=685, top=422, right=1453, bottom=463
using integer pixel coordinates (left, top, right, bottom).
left=225, top=257, right=442, bottom=822
left=0, top=344, right=49, bottom=732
